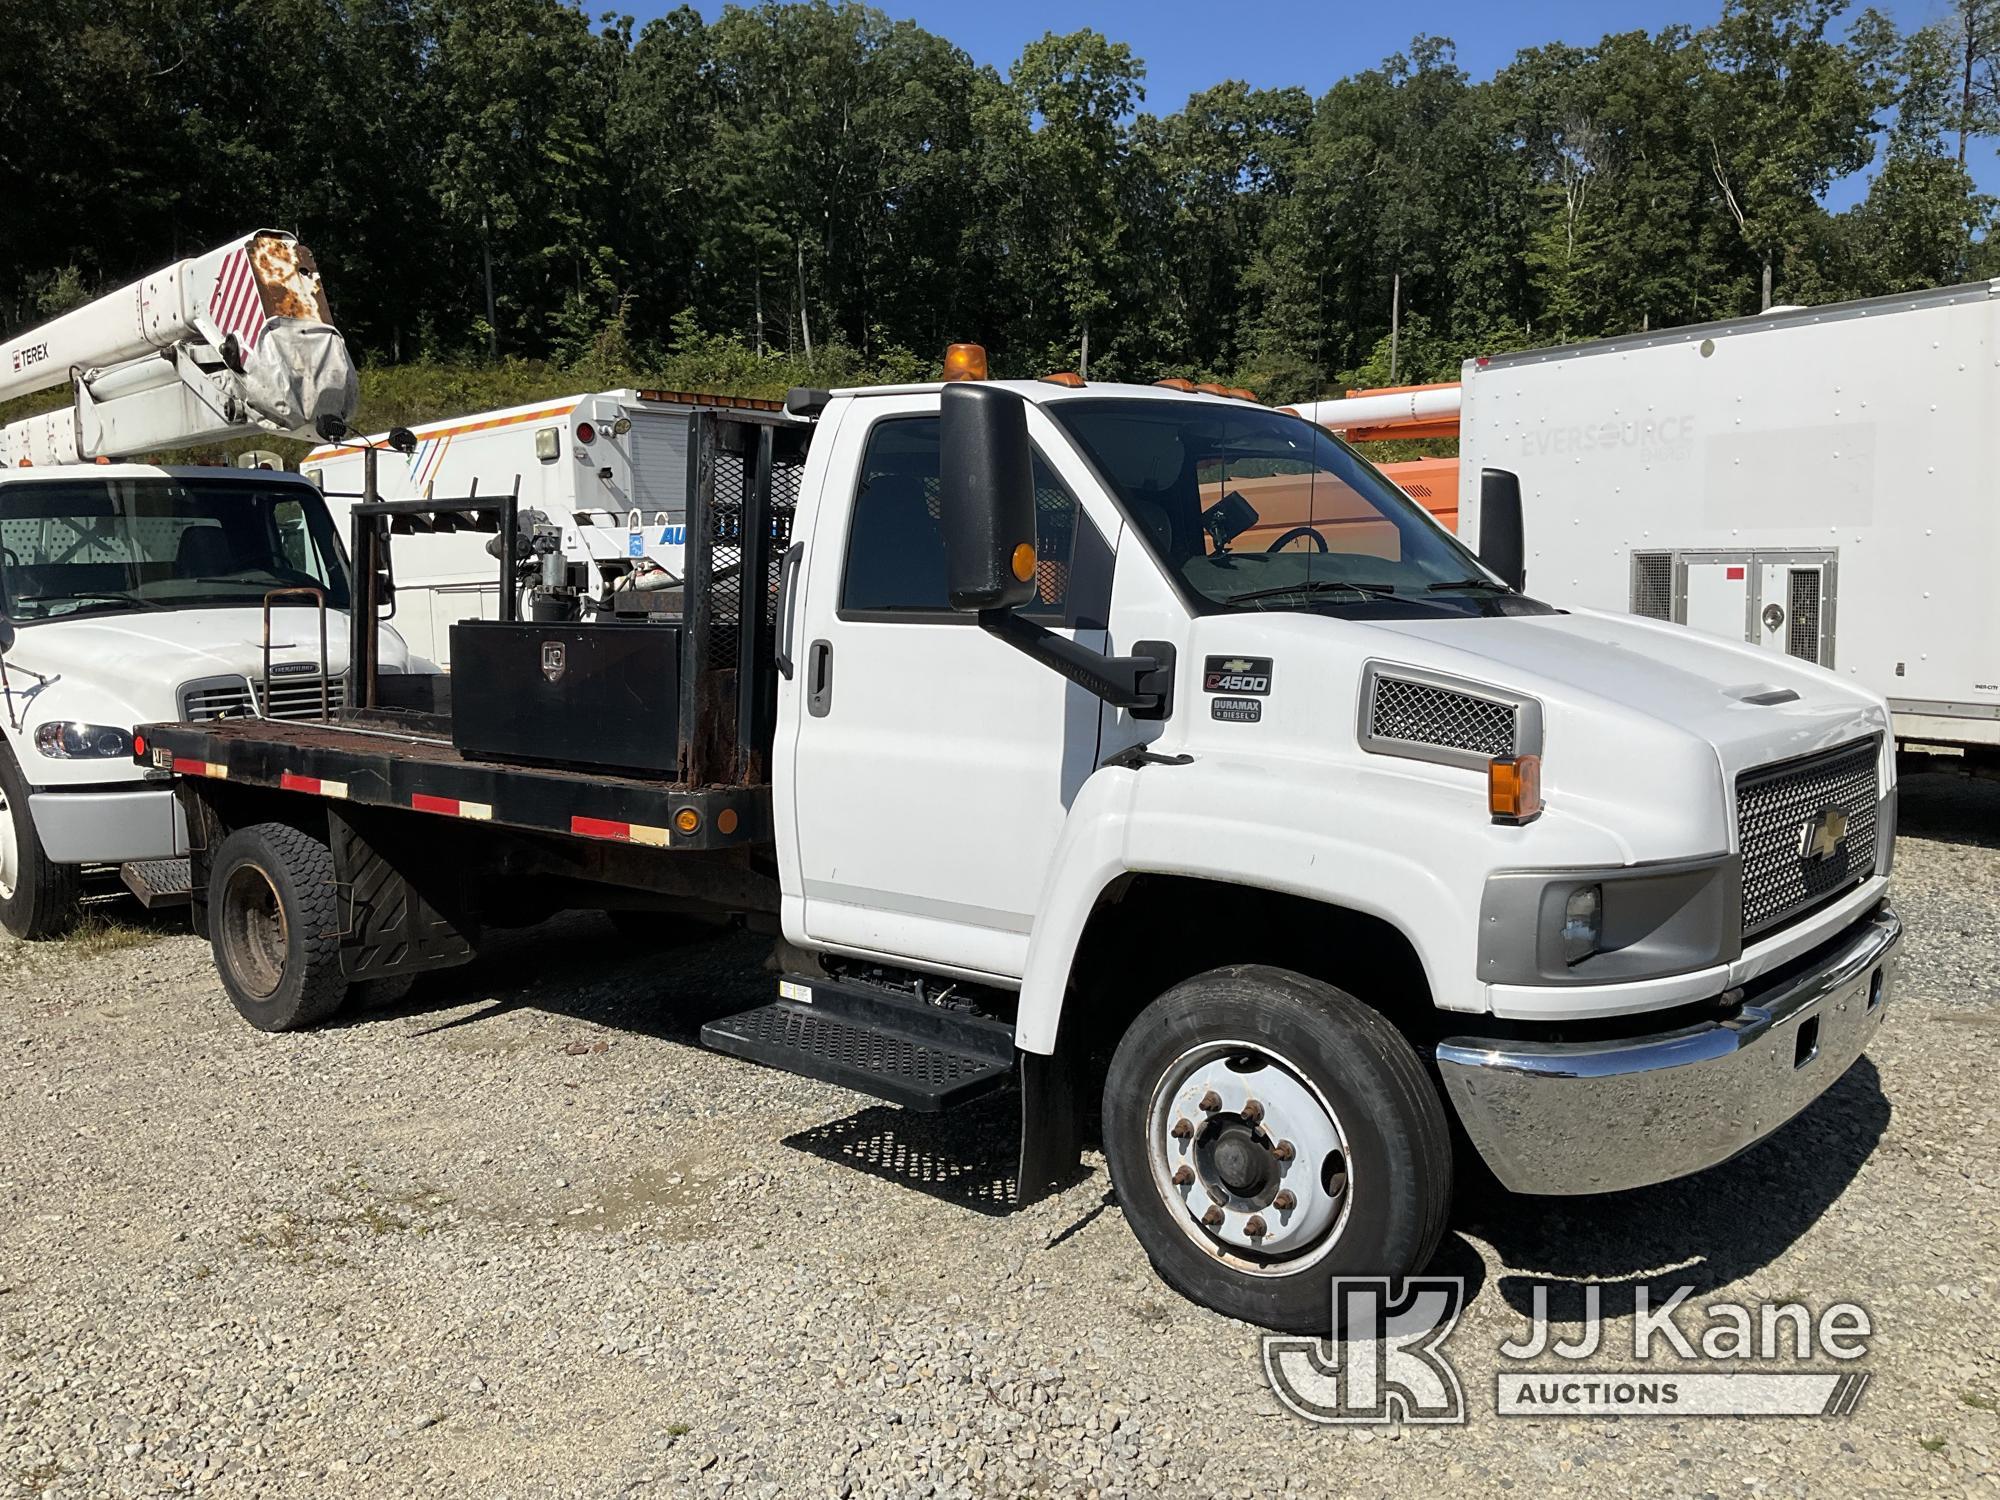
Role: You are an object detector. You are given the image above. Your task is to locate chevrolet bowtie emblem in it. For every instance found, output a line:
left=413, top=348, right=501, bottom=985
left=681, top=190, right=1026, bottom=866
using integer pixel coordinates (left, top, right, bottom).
left=1798, top=807, right=1849, bottom=863
left=1221, top=658, right=1255, bottom=673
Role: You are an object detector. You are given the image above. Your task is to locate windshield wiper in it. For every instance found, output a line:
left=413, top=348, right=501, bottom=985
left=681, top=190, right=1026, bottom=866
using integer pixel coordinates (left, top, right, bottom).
left=12, top=590, right=165, bottom=613
left=1425, top=578, right=1513, bottom=594
left=1228, top=578, right=1397, bottom=605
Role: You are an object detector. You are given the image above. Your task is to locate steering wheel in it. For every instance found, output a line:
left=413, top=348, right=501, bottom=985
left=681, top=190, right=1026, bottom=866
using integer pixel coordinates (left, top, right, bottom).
left=1266, top=526, right=1328, bottom=554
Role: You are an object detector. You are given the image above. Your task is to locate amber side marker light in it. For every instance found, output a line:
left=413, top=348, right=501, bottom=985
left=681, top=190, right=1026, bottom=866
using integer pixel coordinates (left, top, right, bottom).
left=1010, top=542, right=1037, bottom=582
left=1489, top=754, right=1543, bottom=825
left=942, top=343, right=989, bottom=381
left=674, top=808, right=702, bottom=836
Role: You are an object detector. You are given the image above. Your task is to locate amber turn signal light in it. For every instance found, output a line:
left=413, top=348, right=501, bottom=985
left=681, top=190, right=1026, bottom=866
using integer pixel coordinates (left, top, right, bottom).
left=1010, top=542, right=1037, bottom=582
left=1488, top=754, right=1543, bottom=825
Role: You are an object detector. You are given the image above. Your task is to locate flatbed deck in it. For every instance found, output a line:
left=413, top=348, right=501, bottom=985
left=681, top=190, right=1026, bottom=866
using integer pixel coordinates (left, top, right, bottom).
left=139, top=716, right=771, bottom=853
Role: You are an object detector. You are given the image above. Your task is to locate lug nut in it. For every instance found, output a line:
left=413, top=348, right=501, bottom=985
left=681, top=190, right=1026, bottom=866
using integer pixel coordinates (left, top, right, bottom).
left=1198, top=1090, right=1222, bottom=1113
left=1201, top=1206, right=1225, bottom=1228
left=1241, top=1098, right=1265, bottom=1124
left=1170, top=1117, right=1194, bottom=1140
left=1273, top=1139, right=1296, bottom=1162
left=1244, top=1214, right=1268, bottom=1238
left=1172, top=1165, right=1194, bottom=1187
left=1273, top=1189, right=1297, bottom=1212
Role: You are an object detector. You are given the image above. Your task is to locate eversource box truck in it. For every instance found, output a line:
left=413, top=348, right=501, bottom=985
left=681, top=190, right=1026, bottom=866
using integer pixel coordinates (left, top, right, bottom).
left=1452, top=280, right=2000, bottom=758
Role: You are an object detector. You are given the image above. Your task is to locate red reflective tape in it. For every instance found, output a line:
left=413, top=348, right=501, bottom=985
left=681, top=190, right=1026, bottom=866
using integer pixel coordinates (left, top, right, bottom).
left=1726, top=565, right=1745, bottom=580
left=571, top=815, right=629, bottom=842
left=279, top=771, right=319, bottom=794
left=410, top=792, right=489, bottom=819
left=172, top=757, right=225, bottom=778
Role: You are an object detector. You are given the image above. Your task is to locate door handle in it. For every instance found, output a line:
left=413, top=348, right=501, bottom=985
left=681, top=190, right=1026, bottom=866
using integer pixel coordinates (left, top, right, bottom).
left=806, top=639, right=834, bottom=717
left=773, top=543, right=802, bottom=678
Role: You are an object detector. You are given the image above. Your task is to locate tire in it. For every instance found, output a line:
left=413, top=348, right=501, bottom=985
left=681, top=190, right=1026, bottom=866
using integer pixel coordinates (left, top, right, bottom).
left=208, top=822, right=349, bottom=1032
left=0, top=743, right=81, bottom=940
left=1101, top=964, right=1453, bottom=1332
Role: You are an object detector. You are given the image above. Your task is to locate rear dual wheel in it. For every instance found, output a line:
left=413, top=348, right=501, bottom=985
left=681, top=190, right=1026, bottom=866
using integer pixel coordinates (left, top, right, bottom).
left=1101, top=966, right=1453, bottom=1332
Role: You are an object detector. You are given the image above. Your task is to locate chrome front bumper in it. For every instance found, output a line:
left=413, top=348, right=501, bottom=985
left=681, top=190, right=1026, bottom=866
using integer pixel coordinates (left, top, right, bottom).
left=1437, top=906, right=1901, bottom=1195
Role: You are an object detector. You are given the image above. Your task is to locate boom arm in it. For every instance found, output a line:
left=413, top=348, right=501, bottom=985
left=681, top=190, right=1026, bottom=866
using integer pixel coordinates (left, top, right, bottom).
left=0, top=230, right=358, bottom=467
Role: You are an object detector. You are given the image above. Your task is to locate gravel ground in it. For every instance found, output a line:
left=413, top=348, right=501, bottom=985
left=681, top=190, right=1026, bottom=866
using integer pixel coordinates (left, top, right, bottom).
left=3, top=772, right=1997, bottom=1499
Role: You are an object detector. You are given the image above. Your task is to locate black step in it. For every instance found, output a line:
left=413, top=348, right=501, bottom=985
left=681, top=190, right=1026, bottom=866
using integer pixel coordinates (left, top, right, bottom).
left=701, top=977, right=1015, bottom=1112
left=119, top=857, right=191, bottom=909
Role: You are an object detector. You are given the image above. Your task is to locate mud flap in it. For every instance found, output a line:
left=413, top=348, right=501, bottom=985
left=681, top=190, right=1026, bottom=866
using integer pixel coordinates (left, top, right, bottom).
left=327, top=806, right=476, bottom=982
left=1017, top=1047, right=1087, bottom=1203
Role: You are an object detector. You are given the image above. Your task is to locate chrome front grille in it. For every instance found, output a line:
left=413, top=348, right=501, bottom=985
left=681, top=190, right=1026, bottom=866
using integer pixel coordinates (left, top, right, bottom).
left=1368, top=676, right=1518, bottom=759
left=180, top=674, right=344, bottom=723
left=1736, top=738, right=1880, bottom=939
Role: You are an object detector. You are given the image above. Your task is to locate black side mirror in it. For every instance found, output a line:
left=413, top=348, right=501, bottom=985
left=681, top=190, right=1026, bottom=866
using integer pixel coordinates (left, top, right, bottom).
left=1478, top=468, right=1526, bottom=592
left=0, top=616, right=14, bottom=655
left=940, top=383, right=1037, bottom=612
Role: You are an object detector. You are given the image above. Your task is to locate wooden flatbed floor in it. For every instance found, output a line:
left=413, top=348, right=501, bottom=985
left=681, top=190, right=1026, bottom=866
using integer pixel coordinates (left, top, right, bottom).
left=139, top=716, right=772, bottom=853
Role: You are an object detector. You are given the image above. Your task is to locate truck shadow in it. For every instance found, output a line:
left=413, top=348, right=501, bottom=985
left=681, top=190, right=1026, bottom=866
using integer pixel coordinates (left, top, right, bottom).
left=1459, top=1054, right=1891, bottom=1319
left=330, top=914, right=772, bottom=1039
left=780, top=1092, right=1027, bottom=1217
left=1897, top=768, right=2000, bottom=849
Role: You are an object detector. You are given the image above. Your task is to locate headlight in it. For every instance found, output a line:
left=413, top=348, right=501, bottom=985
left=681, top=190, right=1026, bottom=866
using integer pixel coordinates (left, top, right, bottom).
left=34, top=722, right=135, bottom=759
left=1560, top=884, right=1603, bottom=965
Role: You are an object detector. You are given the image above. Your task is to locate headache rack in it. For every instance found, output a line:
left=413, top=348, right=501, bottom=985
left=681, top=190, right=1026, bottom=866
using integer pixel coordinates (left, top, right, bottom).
left=343, top=406, right=806, bottom=788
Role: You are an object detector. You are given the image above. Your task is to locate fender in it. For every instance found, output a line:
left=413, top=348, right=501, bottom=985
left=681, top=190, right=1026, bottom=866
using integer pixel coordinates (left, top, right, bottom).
left=1013, top=749, right=1636, bottom=1054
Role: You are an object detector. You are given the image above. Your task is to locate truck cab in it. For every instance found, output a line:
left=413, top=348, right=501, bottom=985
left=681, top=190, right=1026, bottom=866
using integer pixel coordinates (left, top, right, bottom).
left=0, top=464, right=413, bottom=936
left=770, top=375, right=1896, bottom=1322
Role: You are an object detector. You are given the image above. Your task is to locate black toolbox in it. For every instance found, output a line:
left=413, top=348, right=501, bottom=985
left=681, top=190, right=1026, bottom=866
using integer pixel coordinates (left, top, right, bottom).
left=449, top=619, right=681, bottom=777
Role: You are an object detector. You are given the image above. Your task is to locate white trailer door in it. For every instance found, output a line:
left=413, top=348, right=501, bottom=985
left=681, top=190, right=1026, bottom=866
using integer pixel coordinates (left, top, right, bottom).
left=1683, top=558, right=1750, bottom=644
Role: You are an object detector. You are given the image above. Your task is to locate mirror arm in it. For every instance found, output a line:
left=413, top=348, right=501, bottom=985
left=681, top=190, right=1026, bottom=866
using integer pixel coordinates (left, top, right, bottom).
left=976, top=609, right=1175, bottom=720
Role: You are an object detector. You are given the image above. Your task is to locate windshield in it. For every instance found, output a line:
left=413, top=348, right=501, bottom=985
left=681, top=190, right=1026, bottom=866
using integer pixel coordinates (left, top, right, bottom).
left=1048, top=398, right=1549, bottom=619
left=0, top=476, right=349, bottom=623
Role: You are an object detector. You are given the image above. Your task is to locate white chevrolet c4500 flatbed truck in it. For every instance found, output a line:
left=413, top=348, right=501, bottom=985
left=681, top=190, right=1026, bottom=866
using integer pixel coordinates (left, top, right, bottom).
left=119, top=362, right=1900, bottom=1330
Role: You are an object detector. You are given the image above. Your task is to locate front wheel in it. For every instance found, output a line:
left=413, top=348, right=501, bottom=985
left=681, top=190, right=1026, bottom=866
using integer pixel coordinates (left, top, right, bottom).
left=1101, top=965, right=1453, bottom=1331
left=0, top=744, right=81, bottom=939
left=209, top=822, right=350, bottom=1032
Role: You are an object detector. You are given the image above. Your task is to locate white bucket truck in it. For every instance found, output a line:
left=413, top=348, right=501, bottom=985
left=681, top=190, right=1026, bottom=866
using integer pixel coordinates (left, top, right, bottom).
left=0, top=231, right=416, bottom=937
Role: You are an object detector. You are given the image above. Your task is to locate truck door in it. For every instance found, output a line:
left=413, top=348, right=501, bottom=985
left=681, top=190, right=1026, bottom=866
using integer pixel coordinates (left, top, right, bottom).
left=780, top=394, right=1114, bottom=980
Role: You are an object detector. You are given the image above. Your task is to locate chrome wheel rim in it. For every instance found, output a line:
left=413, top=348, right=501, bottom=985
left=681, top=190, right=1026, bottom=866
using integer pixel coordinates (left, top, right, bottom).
left=1146, top=1039, right=1352, bottom=1275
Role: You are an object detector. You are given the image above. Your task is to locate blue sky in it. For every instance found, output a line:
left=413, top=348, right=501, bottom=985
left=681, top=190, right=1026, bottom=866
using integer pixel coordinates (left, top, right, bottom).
left=620, top=0, right=1987, bottom=209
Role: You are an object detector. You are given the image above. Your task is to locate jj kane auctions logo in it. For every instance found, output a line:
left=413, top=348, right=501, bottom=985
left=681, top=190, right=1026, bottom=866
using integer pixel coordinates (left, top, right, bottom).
left=1264, top=1279, right=1874, bottom=1424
